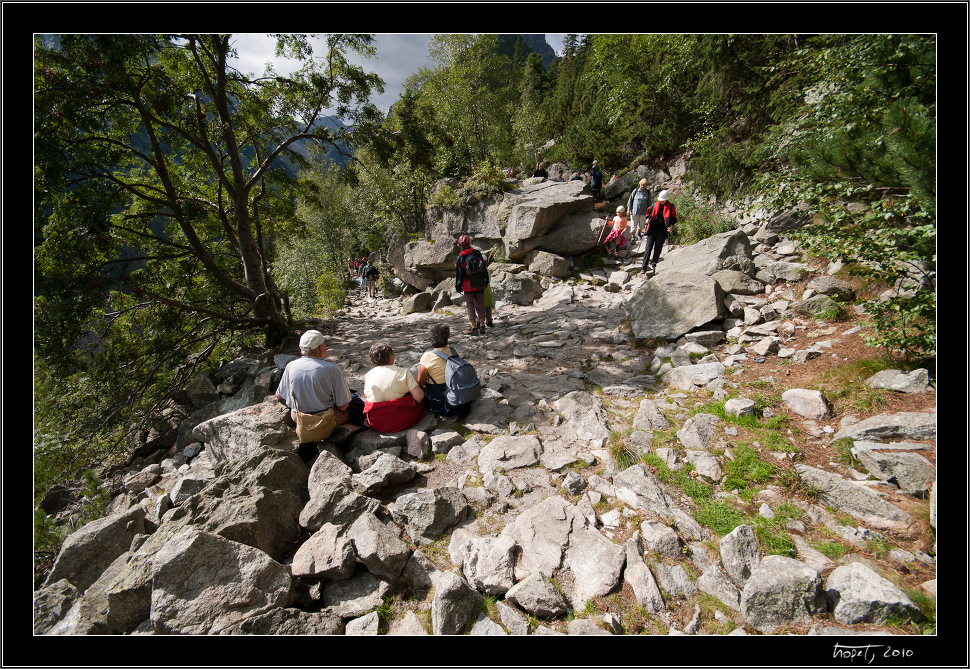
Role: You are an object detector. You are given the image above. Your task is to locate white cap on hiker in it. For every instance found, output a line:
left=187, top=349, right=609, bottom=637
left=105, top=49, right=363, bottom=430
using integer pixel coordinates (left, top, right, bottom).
left=657, top=190, right=670, bottom=201
left=616, top=205, right=626, bottom=214
left=299, top=330, right=326, bottom=353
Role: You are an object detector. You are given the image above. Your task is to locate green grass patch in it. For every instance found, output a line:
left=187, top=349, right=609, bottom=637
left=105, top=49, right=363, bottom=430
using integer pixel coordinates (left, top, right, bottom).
left=809, top=540, right=851, bottom=560
left=812, top=357, right=897, bottom=414
left=641, top=454, right=713, bottom=503
left=694, top=500, right=746, bottom=536
left=722, top=445, right=779, bottom=501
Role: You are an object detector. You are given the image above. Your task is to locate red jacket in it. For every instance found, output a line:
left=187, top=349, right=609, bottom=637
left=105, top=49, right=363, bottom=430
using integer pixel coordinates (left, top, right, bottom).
left=647, top=201, right=677, bottom=231
left=363, top=394, right=426, bottom=433
left=456, top=248, right=487, bottom=293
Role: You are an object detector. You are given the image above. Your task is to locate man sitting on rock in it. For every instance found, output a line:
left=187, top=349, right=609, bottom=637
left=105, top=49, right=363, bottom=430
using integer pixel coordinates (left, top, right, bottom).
left=275, top=330, right=354, bottom=441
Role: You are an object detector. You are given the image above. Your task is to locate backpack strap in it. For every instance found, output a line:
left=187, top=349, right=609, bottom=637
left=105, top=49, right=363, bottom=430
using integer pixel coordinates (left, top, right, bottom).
left=430, top=348, right=453, bottom=385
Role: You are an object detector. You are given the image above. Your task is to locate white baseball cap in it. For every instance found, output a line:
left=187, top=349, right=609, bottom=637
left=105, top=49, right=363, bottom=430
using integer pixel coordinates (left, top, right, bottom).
left=299, top=330, right=326, bottom=353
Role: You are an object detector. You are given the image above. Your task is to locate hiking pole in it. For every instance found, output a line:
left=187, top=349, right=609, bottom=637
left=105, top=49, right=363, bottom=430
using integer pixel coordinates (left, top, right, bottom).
left=596, top=216, right=610, bottom=247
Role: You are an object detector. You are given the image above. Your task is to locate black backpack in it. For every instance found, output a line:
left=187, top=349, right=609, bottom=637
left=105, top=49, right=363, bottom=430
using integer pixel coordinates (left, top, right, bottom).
left=365, top=264, right=379, bottom=280
left=463, top=252, right=487, bottom=289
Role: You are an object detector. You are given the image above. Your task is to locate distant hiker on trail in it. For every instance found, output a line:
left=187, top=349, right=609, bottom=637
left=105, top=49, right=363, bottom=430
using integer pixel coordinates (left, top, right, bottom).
left=602, top=205, right=628, bottom=257
left=641, top=190, right=677, bottom=272
left=556, top=170, right=565, bottom=182
left=364, top=261, right=380, bottom=298
left=627, top=179, right=653, bottom=243
left=455, top=234, right=489, bottom=336
left=362, top=342, right=425, bottom=434
left=570, top=170, right=583, bottom=181
left=588, top=160, right=603, bottom=200
left=358, top=257, right=368, bottom=291
left=533, top=162, right=548, bottom=179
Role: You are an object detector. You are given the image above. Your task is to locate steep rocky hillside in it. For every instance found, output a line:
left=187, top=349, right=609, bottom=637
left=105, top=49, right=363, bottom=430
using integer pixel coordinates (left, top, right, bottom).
left=35, top=222, right=936, bottom=641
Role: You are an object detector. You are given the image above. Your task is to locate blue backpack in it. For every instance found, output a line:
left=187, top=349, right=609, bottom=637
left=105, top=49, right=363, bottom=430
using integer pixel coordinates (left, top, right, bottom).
left=432, top=347, right=481, bottom=406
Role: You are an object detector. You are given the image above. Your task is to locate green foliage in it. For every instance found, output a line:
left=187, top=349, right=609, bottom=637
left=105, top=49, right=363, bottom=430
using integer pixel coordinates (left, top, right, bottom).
left=667, top=193, right=738, bottom=245
left=461, top=161, right=514, bottom=199
left=757, top=34, right=936, bottom=362
left=430, top=183, right=462, bottom=209
left=34, top=34, right=384, bottom=471
left=810, top=540, right=851, bottom=560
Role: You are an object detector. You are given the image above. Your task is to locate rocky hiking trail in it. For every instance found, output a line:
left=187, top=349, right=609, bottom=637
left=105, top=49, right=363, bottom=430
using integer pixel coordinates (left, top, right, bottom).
left=278, top=235, right=938, bottom=636
left=35, top=229, right=937, bottom=640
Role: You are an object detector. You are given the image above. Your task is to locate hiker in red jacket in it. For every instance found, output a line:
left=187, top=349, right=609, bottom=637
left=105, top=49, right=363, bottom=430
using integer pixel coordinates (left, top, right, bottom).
left=641, top=190, right=677, bottom=272
left=455, top=235, right=489, bottom=336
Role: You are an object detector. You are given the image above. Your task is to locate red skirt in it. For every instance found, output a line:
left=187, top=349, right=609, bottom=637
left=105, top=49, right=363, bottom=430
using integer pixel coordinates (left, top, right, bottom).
left=604, top=229, right=626, bottom=248
left=363, top=394, right=426, bottom=434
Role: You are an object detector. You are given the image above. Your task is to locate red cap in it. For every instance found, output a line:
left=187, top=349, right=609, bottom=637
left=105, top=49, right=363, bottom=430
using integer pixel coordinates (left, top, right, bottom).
left=458, top=235, right=472, bottom=247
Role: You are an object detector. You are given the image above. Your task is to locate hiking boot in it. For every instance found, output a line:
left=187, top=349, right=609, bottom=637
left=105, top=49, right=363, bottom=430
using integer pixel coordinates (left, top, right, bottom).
left=485, top=320, right=494, bottom=328
left=468, top=327, right=480, bottom=336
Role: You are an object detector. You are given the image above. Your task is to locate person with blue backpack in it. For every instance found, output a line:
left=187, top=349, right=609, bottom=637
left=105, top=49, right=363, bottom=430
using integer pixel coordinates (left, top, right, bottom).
left=416, top=324, right=480, bottom=417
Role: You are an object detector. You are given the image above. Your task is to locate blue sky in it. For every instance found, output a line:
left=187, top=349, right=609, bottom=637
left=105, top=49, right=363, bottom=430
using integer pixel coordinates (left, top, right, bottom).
left=232, top=34, right=567, bottom=114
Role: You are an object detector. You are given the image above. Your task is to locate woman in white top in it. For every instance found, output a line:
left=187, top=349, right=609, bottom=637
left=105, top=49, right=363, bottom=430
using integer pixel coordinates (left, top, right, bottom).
left=364, top=343, right=425, bottom=404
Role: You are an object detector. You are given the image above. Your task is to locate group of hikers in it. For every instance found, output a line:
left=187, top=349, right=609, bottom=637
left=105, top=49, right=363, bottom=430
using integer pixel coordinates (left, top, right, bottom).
left=278, top=234, right=496, bottom=443
left=530, top=160, right=677, bottom=271
left=279, top=167, right=675, bottom=445
left=275, top=321, right=481, bottom=444
left=601, top=179, right=677, bottom=272
left=349, top=256, right=380, bottom=299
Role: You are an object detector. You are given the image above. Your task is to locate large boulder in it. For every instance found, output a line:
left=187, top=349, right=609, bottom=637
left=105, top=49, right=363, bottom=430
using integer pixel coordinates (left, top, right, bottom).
left=149, top=530, right=294, bottom=635
left=824, top=562, right=924, bottom=625
left=163, top=449, right=308, bottom=562
left=626, top=272, right=727, bottom=341
left=740, top=555, right=825, bottom=633
left=502, top=180, right=593, bottom=258
left=655, top=228, right=755, bottom=277
left=190, top=397, right=299, bottom=464
left=44, top=504, right=146, bottom=592
left=489, top=270, right=544, bottom=306
left=528, top=251, right=572, bottom=278
left=794, top=465, right=913, bottom=531
left=386, top=180, right=594, bottom=289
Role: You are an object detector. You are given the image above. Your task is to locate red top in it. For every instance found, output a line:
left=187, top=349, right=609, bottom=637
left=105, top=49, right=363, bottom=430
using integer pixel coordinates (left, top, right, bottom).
left=458, top=248, right=485, bottom=293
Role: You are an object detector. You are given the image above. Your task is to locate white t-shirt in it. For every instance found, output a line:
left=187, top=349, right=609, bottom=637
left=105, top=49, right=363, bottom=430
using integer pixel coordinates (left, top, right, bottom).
left=364, top=364, right=418, bottom=403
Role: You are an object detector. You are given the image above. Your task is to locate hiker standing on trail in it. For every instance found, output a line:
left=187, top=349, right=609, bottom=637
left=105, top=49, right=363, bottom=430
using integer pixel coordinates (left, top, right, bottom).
left=364, top=261, right=380, bottom=298
left=641, top=190, right=677, bottom=272
left=588, top=160, right=603, bottom=201
left=533, top=162, right=548, bottom=179
left=603, top=205, right=628, bottom=257
left=627, top=179, right=653, bottom=243
left=455, top=235, right=489, bottom=336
